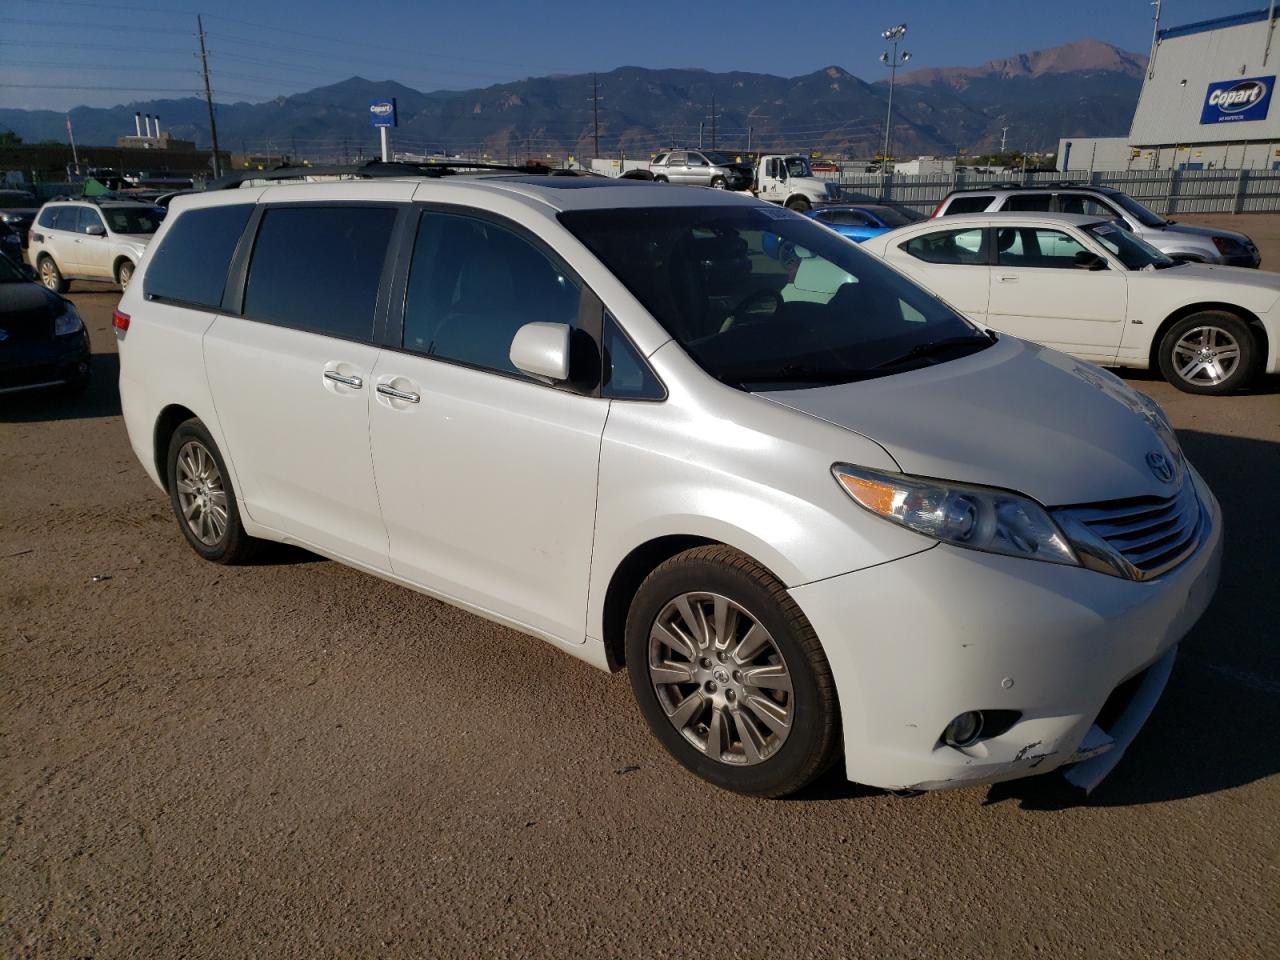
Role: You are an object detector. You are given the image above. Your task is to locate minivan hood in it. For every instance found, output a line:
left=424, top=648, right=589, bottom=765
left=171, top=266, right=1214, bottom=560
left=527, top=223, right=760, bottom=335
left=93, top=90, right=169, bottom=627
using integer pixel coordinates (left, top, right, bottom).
left=759, top=336, right=1175, bottom=506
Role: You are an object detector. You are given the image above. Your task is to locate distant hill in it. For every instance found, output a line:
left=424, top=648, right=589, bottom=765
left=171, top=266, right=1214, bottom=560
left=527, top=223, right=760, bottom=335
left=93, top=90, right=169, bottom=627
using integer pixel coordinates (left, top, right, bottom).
left=0, top=39, right=1147, bottom=159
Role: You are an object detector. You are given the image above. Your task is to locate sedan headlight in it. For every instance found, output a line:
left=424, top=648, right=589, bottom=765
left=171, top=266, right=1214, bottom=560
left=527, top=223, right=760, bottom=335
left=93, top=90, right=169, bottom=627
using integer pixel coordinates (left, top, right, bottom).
left=54, top=302, right=84, bottom=336
left=832, top=463, right=1078, bottom=566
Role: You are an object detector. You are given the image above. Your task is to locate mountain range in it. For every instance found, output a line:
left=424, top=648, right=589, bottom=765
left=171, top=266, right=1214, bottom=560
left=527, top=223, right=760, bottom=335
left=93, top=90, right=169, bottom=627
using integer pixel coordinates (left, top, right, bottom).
left=0, top=39, right=1146, bottom=159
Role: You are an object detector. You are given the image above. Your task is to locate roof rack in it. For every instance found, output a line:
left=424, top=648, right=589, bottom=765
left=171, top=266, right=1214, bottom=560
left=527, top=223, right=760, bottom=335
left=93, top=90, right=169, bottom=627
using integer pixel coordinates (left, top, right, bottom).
left=209, top=159, right=586, bottom=191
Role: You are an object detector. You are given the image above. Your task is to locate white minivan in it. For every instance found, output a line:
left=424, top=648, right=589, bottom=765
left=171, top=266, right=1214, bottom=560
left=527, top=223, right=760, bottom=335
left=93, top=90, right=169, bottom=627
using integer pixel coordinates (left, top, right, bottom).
left=116, top=168, right=1222, bottom=798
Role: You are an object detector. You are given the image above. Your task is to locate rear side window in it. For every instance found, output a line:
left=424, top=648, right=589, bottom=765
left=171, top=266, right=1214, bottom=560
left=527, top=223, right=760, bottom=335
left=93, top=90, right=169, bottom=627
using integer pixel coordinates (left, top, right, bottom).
left=1005, top=193, right=1052, bottom=212
left=144, top=204, right=253, bottom=309
left=1059, top=195, right=1116, bottom=218
left=901, top=228, right=987, bottom=265
left=941, top=195, right=993, bottom=215
left=242, top=205, right=397, bottom=341
left=402, top=211, right=581, bottom=379
left=819, top=210, right=872, bottom=227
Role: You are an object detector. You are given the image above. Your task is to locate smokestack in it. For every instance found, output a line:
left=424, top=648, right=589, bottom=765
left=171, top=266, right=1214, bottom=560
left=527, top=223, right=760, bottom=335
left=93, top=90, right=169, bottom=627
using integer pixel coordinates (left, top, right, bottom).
left=154, top=115, right=161, bottom=139
left=134, top=112, right=142, bottom=137
left=144, top=114, right=151, bottom=137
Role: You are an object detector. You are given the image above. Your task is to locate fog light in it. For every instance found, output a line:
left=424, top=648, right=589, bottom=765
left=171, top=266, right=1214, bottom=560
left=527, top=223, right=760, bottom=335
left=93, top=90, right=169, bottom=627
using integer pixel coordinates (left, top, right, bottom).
left=943, top=711, right=984, bottom=748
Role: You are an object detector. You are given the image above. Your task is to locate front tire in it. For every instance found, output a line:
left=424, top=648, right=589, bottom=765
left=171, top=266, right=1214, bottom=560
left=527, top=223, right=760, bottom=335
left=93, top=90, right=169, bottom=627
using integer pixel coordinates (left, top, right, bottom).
left=653, top=175, right=668, bottom=184
left=117, top=260, right=134, bottom=290
left=38, top=256, right=68, bottom=293
left=1157, top=311, right=1258, bottom=395
left=166, top=419, right=260, bottom=564
left=786, top=197, right=811, bottom=213
left=625, top=545, right=841, bottom=797
left=710, top=176, right=727, bottom=190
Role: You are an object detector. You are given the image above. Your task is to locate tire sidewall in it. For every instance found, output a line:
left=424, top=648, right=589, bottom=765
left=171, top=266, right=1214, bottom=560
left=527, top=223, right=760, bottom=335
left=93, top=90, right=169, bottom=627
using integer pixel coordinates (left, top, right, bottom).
left=625, top=554, right=834, bottom=796
left=1158, top=311, right=1257, bottom=395
left=118, top=261, right=134, bottom=289
left=786, top=198, right=811, bottom=213
left=166, top=420, right=246, bottom=562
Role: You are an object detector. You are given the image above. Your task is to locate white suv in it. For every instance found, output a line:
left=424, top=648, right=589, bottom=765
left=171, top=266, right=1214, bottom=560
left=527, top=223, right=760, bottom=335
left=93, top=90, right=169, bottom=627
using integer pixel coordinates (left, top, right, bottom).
left=116, top=169, right=1221, bottom=797
left=29, top=199, right=162, bottom=292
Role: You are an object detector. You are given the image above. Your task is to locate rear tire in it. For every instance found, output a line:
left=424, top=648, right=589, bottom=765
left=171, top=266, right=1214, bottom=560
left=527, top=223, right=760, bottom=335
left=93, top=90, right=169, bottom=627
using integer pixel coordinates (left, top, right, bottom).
left=38, top=255, right=68, bottom=293
left=625, top=545, right=841, bottom=797
left=786, top=197, right=811, bottom=213
left=1157, top=311, right=1259, bottom=395
left=654, top=175, right=668, bottom=184
left=165, top=418, right=260, bottom=564
left=116, top=260, right=134, bottom=290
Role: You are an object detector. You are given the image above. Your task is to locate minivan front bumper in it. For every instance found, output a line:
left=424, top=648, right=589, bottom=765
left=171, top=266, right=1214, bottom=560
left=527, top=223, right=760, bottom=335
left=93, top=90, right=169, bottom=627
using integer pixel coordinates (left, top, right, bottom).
left=789, top=475, right=1222, bottom=793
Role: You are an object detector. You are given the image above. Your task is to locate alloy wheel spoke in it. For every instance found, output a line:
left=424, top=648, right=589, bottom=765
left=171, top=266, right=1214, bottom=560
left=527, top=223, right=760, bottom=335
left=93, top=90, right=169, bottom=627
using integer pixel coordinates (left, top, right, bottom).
left=742, top=663, right=792, bottom=693
left=649, top=661, right=695, bottom=686
left=712, top=596, right=737, bottom=652
left=706, top=705, right=728, bottom=759
left=743, top=693, right=791, bottom=735
left=667, top=690, right=706, bottom=728
left=733, top=708, right=767, bottom=763
left=733, top=623, right=771, bottom=664
left=652, top=622, right=696, bottom=660
left=673, top=595, right=707, bottom=649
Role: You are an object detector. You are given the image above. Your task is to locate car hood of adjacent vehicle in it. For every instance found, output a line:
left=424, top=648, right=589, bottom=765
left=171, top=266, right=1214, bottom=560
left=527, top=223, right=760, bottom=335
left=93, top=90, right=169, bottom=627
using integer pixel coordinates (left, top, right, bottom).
left=758, top=335, right=1177, bottom=507
left=0, top=280, right=65, bottom=325
left=1162, top=221, right=1254, bottom=246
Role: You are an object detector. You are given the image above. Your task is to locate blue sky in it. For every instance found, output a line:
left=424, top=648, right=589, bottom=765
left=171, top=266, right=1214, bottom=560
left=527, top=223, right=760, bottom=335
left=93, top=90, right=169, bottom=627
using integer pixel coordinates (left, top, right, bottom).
left=0, top=0, right=1237, bottom=111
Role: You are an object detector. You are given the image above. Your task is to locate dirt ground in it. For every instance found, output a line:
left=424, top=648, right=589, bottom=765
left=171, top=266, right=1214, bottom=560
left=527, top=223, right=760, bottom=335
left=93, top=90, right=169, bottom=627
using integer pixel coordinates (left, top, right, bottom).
left=2, top=217, right=1279, bottom=957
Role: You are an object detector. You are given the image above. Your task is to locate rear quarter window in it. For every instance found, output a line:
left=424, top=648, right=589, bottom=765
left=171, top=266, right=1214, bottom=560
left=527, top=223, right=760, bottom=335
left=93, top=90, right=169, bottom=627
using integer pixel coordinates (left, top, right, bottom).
left=941, top=195, right=994, bottom=215
left=144, top=204, right=254, bottom=309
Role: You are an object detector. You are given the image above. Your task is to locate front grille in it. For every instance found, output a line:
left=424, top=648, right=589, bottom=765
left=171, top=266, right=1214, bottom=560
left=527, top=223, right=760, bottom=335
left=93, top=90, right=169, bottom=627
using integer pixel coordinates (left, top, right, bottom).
left=1055, top=480, right=1204, bottom=581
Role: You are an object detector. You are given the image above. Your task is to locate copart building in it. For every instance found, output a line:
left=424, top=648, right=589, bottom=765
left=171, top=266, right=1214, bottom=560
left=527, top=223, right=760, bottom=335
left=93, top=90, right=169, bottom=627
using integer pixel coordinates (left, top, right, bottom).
left=1059, top=8, right=1280, bottom=172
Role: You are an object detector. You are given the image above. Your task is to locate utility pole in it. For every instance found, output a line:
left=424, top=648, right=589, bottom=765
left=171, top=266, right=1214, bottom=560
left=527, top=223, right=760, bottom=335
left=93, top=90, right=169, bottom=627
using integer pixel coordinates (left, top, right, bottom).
left=197, top=15, right=222, bottom=178
left=878, top=24, right=911, bottom=169
left=747, top=125, right=753, bottom=156
left=707, top=95, right=718, bottom=150
left=65, top=114, right=80, bottom=176
left=699, top=122, right=704, bottom=149
left=589, top=74, right=602, bottom=158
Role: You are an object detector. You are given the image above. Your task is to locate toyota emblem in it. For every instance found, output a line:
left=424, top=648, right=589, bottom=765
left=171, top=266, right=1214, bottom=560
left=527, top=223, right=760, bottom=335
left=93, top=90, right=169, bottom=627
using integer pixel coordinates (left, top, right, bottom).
left=1146, top=451, right=1175, bottom=484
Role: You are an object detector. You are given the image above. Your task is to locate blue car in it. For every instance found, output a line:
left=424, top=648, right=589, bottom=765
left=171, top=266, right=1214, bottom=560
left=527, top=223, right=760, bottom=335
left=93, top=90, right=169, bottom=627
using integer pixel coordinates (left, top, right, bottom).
left=806, top=203, right=925, bottom=242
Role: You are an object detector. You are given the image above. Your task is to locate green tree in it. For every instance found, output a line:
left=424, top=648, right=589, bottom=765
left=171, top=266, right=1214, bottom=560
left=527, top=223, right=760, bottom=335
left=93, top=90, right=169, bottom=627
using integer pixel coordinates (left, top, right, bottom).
left=0, top=129, right=23, bottom=146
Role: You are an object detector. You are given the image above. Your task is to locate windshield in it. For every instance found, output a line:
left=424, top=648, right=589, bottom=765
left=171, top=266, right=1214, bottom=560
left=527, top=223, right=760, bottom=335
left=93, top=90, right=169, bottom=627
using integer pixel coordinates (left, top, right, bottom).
left=560, top=205, right=990, bottom=390
left=103, top=207, right=162, bottom=234
left=784, top=157, right=812, bottom=178
left=1109, top=192, right=1166, bottom=228
left=0, top=253, right=27, bottom=282
left=1085, top=220, right=1175, bottom=270
left=702, top=152, right=740, bottom=167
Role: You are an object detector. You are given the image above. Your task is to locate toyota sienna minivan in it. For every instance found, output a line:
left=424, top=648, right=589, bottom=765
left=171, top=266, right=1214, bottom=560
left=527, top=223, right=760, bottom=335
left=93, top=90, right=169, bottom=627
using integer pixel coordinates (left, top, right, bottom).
left=116, top=167, right=1222, bottom=798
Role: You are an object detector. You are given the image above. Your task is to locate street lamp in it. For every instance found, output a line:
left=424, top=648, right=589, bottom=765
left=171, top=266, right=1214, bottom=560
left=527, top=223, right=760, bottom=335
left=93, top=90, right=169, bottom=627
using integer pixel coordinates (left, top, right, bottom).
left=879, top=24, right=911, bottom=170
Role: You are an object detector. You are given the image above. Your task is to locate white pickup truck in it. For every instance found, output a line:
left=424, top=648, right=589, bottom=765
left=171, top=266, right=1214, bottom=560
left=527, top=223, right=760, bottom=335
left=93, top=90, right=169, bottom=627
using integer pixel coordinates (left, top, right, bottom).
left=753, top=155, right=842, bottom=211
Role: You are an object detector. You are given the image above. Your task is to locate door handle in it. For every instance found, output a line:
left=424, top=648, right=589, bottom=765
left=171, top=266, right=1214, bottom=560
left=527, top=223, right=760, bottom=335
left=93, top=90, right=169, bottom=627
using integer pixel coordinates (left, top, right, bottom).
left=376, top=383, right=420, bottom=404
left=323, top=370, right=363, bottom=388
left=998, top=275, right=1019, bottom=282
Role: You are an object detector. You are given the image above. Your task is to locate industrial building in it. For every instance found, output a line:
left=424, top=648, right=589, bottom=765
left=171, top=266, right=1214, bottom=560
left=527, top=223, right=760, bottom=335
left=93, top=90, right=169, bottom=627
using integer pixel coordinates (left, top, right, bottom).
left=1060, top=7, right=1280, bottom=171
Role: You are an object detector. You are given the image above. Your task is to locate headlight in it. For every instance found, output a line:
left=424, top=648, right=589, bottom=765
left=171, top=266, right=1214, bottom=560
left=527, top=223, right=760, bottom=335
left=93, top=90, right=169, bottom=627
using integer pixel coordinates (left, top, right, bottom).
left=832, top=464, right=1078, bottom=566
left=54, top=303, right=83, bottom=336
left=0, top=212, right=20, bottom=224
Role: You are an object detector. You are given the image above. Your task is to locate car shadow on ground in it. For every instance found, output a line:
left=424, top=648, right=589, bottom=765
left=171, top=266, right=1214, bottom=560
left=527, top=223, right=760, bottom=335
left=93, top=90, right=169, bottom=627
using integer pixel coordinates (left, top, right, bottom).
left=0, top=350, right=121, bottom=422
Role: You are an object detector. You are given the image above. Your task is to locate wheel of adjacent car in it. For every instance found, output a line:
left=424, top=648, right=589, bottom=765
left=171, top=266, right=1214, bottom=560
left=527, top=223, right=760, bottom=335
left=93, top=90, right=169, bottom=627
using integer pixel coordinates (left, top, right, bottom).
left=1157, top=311, right=1259, bottom=395
left=166, top=418, right=260, bottom=564
left=117, top=260, right=134, bottom=290
left=653, top=175, right=668, bottom=184
left=786, top=197, right=811, bottom=213
left=38, top=255, right=68, bottom=293
left=710, top=176, right=727, bottom=190
left=625, top=545, right=841, bottom=797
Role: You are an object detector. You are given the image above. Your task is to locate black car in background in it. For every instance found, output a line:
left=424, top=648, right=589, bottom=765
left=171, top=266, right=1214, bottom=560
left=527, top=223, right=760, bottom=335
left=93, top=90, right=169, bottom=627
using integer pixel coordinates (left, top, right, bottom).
left=0, top=189, right=40, bottom=248
left=0, top=222, right=21, bottom=263
left=0, top=252, right=91, bottom=396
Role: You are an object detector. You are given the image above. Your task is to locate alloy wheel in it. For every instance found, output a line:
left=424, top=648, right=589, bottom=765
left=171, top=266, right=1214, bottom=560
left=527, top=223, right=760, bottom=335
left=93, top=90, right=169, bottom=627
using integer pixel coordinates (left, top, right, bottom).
left=175, top=440, right=228, bottom=546
left=39, top=260, right=59, bottom=290
left=1172, top=325, right=1241, bottom=386
left=647, top=591, right=794, bottom=765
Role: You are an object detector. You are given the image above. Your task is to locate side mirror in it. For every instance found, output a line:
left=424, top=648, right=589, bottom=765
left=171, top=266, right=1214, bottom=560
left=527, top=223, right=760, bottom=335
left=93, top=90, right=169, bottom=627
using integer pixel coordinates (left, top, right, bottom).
left=85, top=223, right=106, bottom=236
left=1074, top=250, right=1107, bottom=271
left=510, top=321, right=570, bottom=382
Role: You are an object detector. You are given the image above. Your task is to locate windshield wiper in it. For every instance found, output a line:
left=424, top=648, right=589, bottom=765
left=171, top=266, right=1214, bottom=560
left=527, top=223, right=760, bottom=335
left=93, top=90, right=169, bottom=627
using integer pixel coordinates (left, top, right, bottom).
left=718, top=363, right=871, bottom=389
left=873, top=334, right=993, bottom=370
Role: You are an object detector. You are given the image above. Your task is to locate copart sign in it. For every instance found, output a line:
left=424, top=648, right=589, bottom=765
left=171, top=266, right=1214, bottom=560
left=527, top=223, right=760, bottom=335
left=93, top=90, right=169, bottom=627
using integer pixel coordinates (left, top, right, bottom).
left=1200, top=76, right=1273, bottom=125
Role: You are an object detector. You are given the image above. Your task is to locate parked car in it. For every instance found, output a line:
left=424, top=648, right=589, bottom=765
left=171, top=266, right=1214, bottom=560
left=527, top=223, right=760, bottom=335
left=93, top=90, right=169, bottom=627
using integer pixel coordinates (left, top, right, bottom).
left=650, top=150, right=753, bottom=190
left=28, top=199, right=162, bottom=292
left=0, top=250, right=91, bottom=395
left=808, top=203, right=926, bottom=242
left=809, top=160, right=839, bottom=173
left=0, top=221, right=22, bottom=263
left=932, top=184, right=1260, bottom=267
left=861, top=211, right=1280, bottom=394
left=116, top=174, right=1220, bottom=797
left=0, top=189, right=39, bottom=249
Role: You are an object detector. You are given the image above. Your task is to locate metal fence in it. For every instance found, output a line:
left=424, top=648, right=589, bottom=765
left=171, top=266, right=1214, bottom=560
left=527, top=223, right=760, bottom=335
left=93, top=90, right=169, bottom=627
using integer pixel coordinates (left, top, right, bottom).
left=828, top=169, right=1280, bottom=216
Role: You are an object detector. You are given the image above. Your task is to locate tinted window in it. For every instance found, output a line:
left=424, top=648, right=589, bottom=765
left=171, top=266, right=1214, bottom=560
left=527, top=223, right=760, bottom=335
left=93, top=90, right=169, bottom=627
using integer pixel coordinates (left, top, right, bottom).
left=995, top=227, right=1087, bottom=268
left=941, top=195, right=993, bottom=215
left=560, top=206, right=989, bottom=391
left=1005, top=193, right=1052, bottom=212
left=652, top=153, right=669, bottom=166
left=76, top=207, right=105, bottom=234
left=37, top=207, right=59, bottom=228
left=42, top=206, right=78, bottom=231
left=243, top=205, right=396, bottom=341
left=1059, top=195, right=1116, bottom=218
left=403, top=212, right=581, bottom=379
left=820, top=210, right=872, bottom=227
left=102, top=206, right=162, bottom=235
left=603, top=316, right=663, bottom=399
left=901, top=228, right=986, bottom=265
left=144, top=204, right=254, bottom=309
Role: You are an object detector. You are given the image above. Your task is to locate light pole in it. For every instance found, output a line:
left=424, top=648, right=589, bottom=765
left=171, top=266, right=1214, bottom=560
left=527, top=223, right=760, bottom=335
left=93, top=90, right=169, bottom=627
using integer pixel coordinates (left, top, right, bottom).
left=879, top=24, right=910, bottom=170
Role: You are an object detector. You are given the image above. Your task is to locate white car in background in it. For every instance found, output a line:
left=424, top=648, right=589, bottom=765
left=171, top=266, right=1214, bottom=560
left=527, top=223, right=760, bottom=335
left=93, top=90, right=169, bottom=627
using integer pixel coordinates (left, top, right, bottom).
left=860, top=212, right=1280, bottom=394
left=28, top=199, right=162, bottom=293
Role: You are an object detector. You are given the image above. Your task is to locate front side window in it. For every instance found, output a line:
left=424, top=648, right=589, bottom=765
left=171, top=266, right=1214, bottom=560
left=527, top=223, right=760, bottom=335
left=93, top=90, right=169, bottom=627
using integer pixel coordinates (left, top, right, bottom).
left=995, top=227, right=1088, bottom=268
left=76, top=207, right=105, bottom=234
left=901, top=228, right=986, bottom=265
left=144, top=204, right=253, bottom=308
left=941, top=195, right=994, bottom=215
left=603, top=316, right=664, bottom=399
left=402, top=211, right=581, bottom=379
left=820, top=210, right=872, bottom=227
left=783, top=157, right=812, bottom=178
left=560, top=205, right=989, bottom=391
left=1059, top=195, right=1116, bottom=218
left=242, top=205, right=397, bottom=341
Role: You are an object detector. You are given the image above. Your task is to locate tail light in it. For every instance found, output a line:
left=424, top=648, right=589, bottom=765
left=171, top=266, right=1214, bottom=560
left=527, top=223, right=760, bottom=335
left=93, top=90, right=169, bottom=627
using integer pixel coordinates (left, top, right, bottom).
left=929, top=201, right=945, bottom=218
left=112, top=309, right=131, bottom=332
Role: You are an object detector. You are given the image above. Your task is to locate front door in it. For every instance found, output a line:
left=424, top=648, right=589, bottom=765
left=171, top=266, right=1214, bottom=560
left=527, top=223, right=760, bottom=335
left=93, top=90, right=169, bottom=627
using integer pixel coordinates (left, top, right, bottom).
left=368, top=208, right=609, bottom=643
left=986, top=225, right=1128, bottom=363
left=203, top=203, right=401, bottom=570
left=75, top=207, right=113, bottom=279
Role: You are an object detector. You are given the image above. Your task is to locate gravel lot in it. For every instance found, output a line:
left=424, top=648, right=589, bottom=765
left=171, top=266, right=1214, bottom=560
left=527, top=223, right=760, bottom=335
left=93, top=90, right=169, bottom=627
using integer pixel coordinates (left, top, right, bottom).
left=3, top=224, right=1279, bottom=957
